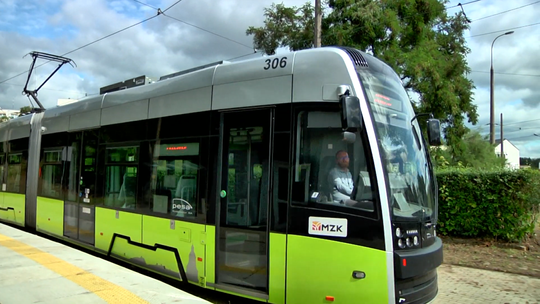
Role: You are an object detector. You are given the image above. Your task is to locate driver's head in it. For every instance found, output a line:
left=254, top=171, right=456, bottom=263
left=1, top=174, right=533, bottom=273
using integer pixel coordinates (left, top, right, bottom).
left=335, top=150, right=349, bottom=169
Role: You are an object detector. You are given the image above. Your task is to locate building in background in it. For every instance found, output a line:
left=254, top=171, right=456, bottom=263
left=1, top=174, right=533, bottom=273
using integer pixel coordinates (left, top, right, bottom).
left=0, top=109, right=20, bottom=120
left=495, top=139, right=520, bottom=169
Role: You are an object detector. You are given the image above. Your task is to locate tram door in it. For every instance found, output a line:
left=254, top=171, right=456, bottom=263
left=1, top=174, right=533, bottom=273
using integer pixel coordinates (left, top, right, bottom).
left=63, top=130, right=98, bottom=245
left=216, top=109, right=273, bottom=295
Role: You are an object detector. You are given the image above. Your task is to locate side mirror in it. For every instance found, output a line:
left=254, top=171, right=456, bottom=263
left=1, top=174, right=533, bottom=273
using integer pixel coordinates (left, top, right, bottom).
left=341, top=131, right=356, bottom=144
left=427, top=118, right=442, bottom=146
left=340, top=95, right=362, bottom=130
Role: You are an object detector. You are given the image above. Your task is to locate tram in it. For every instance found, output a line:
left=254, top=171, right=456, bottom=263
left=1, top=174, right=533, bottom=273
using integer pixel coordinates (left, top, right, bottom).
left=0, top=46, right=443, bottom=303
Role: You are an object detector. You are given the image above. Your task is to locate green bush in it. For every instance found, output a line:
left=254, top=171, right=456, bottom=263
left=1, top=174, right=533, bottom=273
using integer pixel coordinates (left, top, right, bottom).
left=436, top=168, right=540, bottom=241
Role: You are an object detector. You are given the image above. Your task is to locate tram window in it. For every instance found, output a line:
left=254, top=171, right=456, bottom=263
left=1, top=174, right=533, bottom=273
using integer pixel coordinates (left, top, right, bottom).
left=291, top=110, right=376, bottom=213
left=39, top=149, right=64, bottom=199
left=66, top=134, right=81, bottom=202
left=7, top=153, right=26, bottom=193
left=0, top=154, right=5, bottom=186
left=104, top=146, right=139, bottom=209
left=150, top=142, right=199, bottom=218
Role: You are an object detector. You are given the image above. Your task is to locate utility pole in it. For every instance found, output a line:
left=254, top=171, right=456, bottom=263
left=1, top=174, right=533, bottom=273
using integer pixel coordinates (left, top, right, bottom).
left=490, top=31, right=514, bottom=144
left=314, top=0, right=321, bottom=48
left=500, top=113, right=504, bottom=161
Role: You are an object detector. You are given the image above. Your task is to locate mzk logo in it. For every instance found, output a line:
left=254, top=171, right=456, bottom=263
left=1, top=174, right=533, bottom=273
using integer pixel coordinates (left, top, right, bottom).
left=309, top=217, right=348, bottom=237
left=311, top=221, right=343, bottom=232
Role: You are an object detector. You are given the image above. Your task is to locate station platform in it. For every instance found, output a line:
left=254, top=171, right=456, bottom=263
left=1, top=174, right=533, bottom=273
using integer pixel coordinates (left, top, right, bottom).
left=0, top=223, right=211, bottom=304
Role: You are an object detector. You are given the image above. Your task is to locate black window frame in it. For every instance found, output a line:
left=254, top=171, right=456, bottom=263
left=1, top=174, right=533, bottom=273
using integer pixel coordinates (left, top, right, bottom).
left=289, top=103, right=382, bottom=221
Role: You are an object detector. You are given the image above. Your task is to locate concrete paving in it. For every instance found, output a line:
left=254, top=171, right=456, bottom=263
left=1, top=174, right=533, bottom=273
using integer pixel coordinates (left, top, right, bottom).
left=0, top=223, right=210, bottom=304
left=2, top=222, right=540, bottom=304
left=435, top=264, right=540, bottom=304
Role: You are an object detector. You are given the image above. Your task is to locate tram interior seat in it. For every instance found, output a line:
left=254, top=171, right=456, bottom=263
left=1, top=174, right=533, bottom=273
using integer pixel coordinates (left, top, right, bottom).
left=173, top=175, right=196, bottom=217
left=175, top=175, right=196, bottom=201
left=118, top=174, right=137, bottom=209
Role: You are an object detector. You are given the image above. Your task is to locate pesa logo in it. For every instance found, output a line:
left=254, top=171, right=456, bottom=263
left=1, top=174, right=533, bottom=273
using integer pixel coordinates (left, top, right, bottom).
left=309, top=217, right=348, bottom=237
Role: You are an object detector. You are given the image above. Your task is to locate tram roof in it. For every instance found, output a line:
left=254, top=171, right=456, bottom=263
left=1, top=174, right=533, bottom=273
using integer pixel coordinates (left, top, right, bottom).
left=0, top=46, right=394, bottom=140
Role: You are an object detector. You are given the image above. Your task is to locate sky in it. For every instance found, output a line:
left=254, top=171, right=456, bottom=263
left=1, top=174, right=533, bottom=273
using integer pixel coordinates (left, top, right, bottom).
left=0, top=0, right=539, bottom=157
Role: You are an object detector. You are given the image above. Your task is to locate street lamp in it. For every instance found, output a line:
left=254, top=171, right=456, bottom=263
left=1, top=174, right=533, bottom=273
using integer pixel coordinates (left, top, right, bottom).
left=490, top=31, right=514, bottom=144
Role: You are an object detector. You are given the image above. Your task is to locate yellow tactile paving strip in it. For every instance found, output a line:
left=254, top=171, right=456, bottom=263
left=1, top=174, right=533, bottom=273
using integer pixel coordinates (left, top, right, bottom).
left=0, top=234, right=149, bottom=304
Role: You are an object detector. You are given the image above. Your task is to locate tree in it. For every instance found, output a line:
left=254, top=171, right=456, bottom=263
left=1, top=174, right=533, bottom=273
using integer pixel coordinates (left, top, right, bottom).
left=521, top=157, right=540, bottom=169
left=246, top=0, right=477, bottom=159
left=19, top=106, right=32, bottom=116
left=432, top=130, right=505, bottom=169
left=246, top=2, right=315, bottom=55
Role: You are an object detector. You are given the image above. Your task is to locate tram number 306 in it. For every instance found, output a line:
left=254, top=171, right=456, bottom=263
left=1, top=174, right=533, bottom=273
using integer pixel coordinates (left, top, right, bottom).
left=264, top=57, right=287, bottom=70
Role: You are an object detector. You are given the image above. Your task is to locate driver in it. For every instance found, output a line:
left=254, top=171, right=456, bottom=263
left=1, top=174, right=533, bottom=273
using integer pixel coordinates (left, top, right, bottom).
left=328, top=150, right=354, bottom=204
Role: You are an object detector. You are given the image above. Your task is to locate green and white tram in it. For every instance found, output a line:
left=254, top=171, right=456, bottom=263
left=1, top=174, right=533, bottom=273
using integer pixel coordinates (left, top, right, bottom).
left=0, top=46, right=443, bottom=303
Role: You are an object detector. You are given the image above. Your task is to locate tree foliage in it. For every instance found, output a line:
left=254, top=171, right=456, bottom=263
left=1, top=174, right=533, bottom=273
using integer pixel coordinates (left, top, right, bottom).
left=520, top=157, right=540, bottom=169
left=246, top=3, right=315, bottom=55
left=19, top=106, right=32, bottom=115
left=247, top=0, right=477, bottom=158
left=431, top=130, right=505, bottom=169
left=436, top=168, right=540, bottom=241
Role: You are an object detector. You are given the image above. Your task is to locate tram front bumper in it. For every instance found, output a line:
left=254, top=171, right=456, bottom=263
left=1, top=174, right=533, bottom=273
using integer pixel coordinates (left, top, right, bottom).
left=394, top=237, right=443, bottom=304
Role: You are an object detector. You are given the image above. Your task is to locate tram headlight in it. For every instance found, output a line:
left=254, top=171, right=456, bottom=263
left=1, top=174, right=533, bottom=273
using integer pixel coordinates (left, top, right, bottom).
left=394, top=225, right=421, bottom=250
left=396, top=227, right=402, bottom=238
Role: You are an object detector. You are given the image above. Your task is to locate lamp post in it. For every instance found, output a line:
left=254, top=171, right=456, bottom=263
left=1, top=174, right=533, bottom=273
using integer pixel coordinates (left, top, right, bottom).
left=490, top=31, right=514, bottom=144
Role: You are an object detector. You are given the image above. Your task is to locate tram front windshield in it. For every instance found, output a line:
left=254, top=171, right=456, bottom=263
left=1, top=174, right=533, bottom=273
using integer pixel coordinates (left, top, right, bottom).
left=357, top=69, right=436, bottom=222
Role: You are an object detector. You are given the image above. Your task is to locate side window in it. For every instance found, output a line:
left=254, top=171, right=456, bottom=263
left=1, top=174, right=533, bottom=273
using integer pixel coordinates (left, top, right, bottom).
left=39, top=149, right=64, bottom=199
left=291, top=110, right=377, bottom=214
left=150, top=142, right=199, bottom=218
left=66, top=133, right=81, bottom=202
left=7, top=153, right=24, bottom=193
left=104, top=146, right=139, bottom=209
left=0, top=153, right=5, bottom=187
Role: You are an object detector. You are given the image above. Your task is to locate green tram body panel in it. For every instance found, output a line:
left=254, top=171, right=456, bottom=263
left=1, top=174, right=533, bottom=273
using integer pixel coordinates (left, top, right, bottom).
left=206, top=225, right=216, bottom=286
left=95, top=207, right=142, bottom=251
left=141, top=215, right=206, bottom=286
left=94, top=208, right=207, bottom=286
left=268, top=233, right=286, bottom=304
left=36, top=197, right=64, bottom=236
left=286, top=235, right=389, bottom=304
left=0, top=193, right=25, bottom=226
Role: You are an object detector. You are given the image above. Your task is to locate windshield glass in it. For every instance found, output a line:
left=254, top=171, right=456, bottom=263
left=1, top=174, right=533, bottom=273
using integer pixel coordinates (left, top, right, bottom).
left=357, top=69, right=436, bottom=222
left=290, top=108, right=378, bottom=214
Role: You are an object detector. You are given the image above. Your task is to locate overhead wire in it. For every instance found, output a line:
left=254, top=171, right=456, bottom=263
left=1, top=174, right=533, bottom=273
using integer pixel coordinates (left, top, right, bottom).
left=472, top=0, right=540, bottom=22
left=226, top=51, right=260, bottom=61
left=445, top=0, right=483, bottom=9
left=131, top=0, right=159, bottom=10
left=503, top=118, right=540, bottom=126
left=499, top=134, right=540, bottom=141
left=449, top=1, right=540, bottom=38
left=130, top=1, right=255, bottom=52
left=0, top=0, right=184, bottom=86
left=162, top=0, right=183, bottom=13
left=160, top=13, right=254, bottom=50
left=469, top=21, right=540, bottom=37
left=470, top=71, right=540, bottom=77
